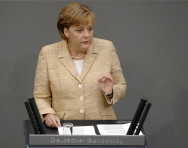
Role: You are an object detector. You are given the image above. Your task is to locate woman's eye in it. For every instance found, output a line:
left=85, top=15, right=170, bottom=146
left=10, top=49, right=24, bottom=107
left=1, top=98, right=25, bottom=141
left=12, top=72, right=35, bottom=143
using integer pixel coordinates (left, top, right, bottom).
left=88, top=27, right=93, bottom=31
left=76, top=29, right=82, bottom=32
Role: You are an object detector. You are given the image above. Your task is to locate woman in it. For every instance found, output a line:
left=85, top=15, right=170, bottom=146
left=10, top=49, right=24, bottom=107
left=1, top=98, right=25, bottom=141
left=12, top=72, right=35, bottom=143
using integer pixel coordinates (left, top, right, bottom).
left=34, top=2, right=127, bottom=128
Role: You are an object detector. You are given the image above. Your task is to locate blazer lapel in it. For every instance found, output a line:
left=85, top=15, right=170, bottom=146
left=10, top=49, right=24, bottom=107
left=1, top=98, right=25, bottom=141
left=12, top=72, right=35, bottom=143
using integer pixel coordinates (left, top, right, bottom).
left=59, top=40, right=82, bottom=83
left=81, top=42, right=97, bottom=81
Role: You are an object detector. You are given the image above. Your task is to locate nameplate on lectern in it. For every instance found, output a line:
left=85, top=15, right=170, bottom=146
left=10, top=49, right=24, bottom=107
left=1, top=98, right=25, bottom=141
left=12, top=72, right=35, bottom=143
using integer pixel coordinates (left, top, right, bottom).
left=29, top=134, right=145, bottom=146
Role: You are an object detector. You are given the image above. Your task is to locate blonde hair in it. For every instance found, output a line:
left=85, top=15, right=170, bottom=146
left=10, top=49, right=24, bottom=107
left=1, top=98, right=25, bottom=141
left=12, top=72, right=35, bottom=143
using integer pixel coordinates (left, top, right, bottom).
left=57, top=3, right=96, bottom=40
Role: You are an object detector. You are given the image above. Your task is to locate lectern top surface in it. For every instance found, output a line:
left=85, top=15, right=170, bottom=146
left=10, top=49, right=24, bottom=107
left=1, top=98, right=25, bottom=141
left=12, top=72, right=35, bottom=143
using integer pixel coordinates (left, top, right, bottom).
left=25, top=120, right=132, bottom=135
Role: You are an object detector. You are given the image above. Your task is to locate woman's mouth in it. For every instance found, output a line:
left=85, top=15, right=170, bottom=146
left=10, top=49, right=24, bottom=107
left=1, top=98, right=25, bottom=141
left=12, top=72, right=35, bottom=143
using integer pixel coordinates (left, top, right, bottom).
left=82, top=41, right=90, bottom=44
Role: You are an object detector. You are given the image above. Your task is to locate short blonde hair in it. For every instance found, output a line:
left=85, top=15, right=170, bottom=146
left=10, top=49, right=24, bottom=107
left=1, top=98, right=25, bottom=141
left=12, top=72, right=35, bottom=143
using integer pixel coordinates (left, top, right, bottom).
left=57, top=3, right=96, bottom=40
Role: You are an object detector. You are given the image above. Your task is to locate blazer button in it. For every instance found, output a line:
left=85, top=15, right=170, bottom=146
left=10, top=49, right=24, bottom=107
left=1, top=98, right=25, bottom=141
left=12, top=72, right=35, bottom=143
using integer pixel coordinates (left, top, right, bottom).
left=78, top=84, right=83, bottom=88
left=80, top=96, right=84, bottom=101
left=80, top=109, right=84, bottom=113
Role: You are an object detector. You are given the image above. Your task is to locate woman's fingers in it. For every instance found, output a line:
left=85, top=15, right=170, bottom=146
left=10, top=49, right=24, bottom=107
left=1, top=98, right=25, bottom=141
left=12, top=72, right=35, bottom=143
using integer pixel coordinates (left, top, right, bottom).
left=98, top=74, right=114, bottom=94
left=45, top=113, right=61, bottom=128
left=98, top=74, right=114, bottom=84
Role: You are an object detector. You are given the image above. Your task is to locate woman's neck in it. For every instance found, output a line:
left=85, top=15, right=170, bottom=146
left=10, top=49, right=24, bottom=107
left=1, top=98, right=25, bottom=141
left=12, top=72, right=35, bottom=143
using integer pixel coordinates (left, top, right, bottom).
left=68, top=44, right=86, bottom=60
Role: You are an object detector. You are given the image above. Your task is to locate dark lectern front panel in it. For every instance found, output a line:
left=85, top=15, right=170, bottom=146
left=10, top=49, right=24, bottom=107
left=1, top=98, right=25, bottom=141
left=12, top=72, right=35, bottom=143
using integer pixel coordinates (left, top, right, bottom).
left=24, top=120, right=147, bottom=148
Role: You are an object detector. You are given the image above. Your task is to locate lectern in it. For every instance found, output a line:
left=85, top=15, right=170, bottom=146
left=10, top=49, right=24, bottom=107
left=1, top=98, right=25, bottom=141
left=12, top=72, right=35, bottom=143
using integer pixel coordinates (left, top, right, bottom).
left=23, top=120, right=147, bottom=148
left=24, top=97, right=150, bottom=148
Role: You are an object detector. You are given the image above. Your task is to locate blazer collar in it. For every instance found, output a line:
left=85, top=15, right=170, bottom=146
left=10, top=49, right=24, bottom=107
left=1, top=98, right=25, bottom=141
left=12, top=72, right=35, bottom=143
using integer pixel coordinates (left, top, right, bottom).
left=58, top=39, right=97, bottom=83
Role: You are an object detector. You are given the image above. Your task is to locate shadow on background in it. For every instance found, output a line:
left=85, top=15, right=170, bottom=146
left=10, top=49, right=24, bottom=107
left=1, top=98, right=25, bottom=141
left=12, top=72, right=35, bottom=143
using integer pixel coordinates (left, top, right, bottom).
left=173, top=91, right=188, bottom=147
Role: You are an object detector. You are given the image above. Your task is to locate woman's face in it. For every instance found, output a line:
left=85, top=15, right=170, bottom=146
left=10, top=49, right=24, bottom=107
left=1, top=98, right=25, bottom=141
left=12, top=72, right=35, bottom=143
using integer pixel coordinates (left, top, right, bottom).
left=64, top=21, right=93, bottom=53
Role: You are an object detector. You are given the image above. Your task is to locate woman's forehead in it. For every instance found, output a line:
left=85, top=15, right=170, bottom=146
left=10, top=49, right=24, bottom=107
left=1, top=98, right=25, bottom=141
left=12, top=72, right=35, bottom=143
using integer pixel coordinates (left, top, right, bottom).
left=73, top=20, right=93, bottom=27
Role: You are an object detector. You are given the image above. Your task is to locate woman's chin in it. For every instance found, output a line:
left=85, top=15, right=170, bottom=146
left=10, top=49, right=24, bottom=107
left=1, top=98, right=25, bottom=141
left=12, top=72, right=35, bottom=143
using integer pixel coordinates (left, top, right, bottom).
left=81, top=45, right=90, bottom=51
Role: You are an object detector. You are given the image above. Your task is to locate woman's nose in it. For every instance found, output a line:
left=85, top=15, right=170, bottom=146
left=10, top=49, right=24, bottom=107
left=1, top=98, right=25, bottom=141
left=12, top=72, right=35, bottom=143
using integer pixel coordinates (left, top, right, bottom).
left=83, top=30, right=89, bottom=38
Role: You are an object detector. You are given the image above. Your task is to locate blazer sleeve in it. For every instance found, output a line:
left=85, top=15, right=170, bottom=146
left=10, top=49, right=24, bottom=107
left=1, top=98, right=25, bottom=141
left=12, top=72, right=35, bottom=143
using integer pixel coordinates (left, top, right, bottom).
left=105, top=41, right=127, bottom=104
left=33, top=47, right=59, bottom=120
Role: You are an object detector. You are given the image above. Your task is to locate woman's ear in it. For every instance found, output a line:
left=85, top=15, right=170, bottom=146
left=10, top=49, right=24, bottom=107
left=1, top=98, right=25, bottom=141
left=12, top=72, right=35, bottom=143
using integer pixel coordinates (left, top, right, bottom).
left=64, top=27, right=69, bottom=39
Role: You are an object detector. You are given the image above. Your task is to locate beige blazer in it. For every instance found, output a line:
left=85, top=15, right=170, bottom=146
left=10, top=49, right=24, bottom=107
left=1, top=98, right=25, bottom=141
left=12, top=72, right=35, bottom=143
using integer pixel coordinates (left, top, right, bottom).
left=34, top=38, right=127, bottom=120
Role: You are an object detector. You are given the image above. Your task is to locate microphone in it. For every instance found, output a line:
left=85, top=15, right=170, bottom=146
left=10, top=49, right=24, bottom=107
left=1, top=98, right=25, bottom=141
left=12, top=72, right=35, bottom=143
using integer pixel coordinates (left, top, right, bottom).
left=126, top=97, right=151, bottom=135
